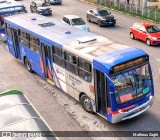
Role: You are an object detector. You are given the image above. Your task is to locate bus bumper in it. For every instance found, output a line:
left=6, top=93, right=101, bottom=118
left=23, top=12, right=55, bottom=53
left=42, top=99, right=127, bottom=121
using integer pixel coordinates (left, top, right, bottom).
left=111, top=96, right=154, bottom=123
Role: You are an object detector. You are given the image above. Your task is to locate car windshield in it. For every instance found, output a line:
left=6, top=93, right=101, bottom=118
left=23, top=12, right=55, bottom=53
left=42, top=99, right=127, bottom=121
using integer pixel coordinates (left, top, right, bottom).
left=98, top=10, right=109, bottom=16
left=71, top=18, right=85, bottom=26
left=37, top=2, right=49, bottom=7
left=111, top=64, right=151, bottom=104
left=146, top=25, right=160, bottom=33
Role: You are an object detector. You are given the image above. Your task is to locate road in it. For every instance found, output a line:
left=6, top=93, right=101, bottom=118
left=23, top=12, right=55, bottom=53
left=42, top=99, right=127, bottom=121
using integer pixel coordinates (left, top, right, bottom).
left=1, top=0, right=160, bottom=140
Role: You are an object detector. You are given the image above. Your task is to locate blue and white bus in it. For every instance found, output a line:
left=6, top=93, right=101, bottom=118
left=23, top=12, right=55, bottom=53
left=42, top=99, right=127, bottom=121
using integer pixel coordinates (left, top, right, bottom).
left=0, top=0, right=26, bottom=41
left=4, top=13, right=154, bottom=123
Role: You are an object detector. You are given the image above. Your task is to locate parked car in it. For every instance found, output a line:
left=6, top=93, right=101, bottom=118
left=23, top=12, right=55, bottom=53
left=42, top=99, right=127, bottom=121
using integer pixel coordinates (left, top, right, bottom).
left=61, top=15, right=90, bottom=32
left=87, top=8, right=116, bottom=27
left=30, top=0, right=52, bottom=16
left=130, top=22, right=160, bottom=46
left=49, top=0, right=62, bottom=5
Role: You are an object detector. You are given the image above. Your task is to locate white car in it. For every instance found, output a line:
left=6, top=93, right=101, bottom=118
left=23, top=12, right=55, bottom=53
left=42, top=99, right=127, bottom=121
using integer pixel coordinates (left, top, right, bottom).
left=61, top=15, right=90, bottom=32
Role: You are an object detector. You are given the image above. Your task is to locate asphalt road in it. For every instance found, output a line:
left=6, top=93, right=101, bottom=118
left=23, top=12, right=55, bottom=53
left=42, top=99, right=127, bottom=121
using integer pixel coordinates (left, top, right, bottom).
left=1, top=0, right=160, bottom=139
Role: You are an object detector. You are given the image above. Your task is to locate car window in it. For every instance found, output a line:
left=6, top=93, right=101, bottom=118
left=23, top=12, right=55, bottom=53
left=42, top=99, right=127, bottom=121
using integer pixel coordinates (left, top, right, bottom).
left=36, top=2, right=43, bottom=7
left=139, top=26, right=146, bottom=32
left=66, top=18, right=70, bottom=25
left=71, top=18, right=85, bottom=26
left=133, top=24, right=141, bottom=30
left=146, top=25, right=160, bottom=33
left=42, top=2, right=50, bottom=7
left=98, top=10, right=109, bottom=16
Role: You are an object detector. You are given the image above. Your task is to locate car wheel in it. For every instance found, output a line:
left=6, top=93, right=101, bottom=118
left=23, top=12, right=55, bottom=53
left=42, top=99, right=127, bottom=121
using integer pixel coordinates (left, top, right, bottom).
left=25, top=58, right=33, bottom=73
left=98, top=21, right=102, bottom=27
left=130, top=32, right=135, bottom=39
left=87, top=16, right=91, bottom=22
left=30, top=8, right=33, bottom=13
left=80, top=94, right=93, bottom=113
left=146, top=39, right=151, bottom=46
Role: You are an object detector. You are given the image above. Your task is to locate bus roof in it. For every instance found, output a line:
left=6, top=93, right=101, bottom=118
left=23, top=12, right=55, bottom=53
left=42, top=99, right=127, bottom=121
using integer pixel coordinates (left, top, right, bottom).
left=0, top=1, right=24, bottom=9
left=4, top=13, right=147, bottom=66
left=0, top=90, right=57, bottom=139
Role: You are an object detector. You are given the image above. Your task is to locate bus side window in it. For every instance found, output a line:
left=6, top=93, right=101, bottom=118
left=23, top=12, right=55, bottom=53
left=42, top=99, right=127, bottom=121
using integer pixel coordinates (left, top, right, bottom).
left=52, top=46, right=65, bottom=68
left=29, top=34, right=40, bottom=53
left=65, top=52, right=77, bottom=75
left=78, top=58, right=92, bottom=82
left=18, top=29, right=29, bottom=47
left=6, top=23, right=11, bottom=37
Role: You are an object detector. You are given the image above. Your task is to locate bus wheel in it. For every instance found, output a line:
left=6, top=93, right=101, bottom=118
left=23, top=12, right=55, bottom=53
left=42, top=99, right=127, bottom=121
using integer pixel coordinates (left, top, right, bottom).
left=25, top=58, right=33, bottom=73
left=80, top=94, right=93, bottom=113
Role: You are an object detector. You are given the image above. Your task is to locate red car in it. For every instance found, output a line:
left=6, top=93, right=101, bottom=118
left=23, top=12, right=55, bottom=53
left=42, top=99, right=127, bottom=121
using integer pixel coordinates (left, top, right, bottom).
left=130, top=22, right=160, bottom=46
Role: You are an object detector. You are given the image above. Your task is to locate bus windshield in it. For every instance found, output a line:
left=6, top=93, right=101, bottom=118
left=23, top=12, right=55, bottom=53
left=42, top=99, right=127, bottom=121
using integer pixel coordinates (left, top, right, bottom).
left=111, top=63, right=152, bottom=104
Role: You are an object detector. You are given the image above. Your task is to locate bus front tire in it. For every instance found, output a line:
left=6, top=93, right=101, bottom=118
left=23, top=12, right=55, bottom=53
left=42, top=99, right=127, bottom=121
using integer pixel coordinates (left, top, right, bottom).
left=80, top=94, right=93, bottom=113
left=25, top=58, right=33, bottom=73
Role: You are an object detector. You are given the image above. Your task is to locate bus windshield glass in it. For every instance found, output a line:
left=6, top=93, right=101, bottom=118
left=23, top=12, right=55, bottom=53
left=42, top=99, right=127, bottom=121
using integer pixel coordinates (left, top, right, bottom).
left=111, top=63, right=152, bottom=104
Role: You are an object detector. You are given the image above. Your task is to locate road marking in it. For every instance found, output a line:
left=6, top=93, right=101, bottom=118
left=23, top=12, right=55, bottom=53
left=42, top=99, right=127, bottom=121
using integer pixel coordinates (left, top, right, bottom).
left=156, top=59, right=160, bottom=62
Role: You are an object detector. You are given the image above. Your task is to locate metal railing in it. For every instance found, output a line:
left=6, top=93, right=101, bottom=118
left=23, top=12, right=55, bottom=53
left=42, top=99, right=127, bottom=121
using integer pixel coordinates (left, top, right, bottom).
left=84, top=0, right=160, bottom=22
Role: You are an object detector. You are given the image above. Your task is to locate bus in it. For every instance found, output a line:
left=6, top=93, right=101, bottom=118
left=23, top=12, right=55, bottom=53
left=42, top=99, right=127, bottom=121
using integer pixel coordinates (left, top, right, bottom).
left=0, top=89, right=58, bottom=139
left=4, top=13, right=154, bottom=123
left=0, top=0, right=26, bottom=41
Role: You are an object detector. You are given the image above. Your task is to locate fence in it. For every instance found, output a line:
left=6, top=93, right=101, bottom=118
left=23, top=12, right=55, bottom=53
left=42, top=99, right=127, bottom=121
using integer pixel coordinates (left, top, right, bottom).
left=84, top=0, right=160, bottom=22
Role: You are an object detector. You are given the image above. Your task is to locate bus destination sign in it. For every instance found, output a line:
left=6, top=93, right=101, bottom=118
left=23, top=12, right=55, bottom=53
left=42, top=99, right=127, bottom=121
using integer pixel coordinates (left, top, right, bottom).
left=113, top=57, right=147, bottom=73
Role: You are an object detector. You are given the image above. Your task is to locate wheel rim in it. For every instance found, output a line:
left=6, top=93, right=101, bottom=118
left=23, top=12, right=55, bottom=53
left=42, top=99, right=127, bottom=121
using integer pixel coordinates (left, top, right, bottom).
left=83, top=98, right=92, bottom=111
left=130, top=33, right=134, bottom=39
left=147, top=39, right=150, bottom=45
left=87, top=17, right=90, bottom=22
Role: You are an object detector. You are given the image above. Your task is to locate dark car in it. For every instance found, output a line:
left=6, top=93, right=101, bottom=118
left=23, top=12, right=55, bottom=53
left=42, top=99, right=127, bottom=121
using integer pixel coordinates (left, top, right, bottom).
left=130, top=22, right=160, bottom=46
left=87, top=9, right=116, bottom=27
left=30, top=0, right=52, bottom=16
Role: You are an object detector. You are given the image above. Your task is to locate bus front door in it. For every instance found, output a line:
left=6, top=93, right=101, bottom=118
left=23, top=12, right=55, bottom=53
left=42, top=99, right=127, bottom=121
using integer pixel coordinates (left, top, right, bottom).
left=41, top=43, right=53, bottom=80
left=94, top=70, right=107, bottom=115
left=10, top=28, right=20, bottom=59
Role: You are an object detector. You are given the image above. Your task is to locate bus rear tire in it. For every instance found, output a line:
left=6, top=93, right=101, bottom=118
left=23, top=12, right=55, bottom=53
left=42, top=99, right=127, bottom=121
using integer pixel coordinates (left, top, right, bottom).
left=80, top=94, right=93, bottom=113
left=25, top=58, right=33, bottom=73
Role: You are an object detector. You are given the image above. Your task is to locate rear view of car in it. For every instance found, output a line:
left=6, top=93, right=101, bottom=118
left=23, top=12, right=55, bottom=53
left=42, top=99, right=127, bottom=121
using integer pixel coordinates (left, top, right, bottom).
left=130, top=22, right=160, bottom=46
left=50, top=0, right=62, bottom=5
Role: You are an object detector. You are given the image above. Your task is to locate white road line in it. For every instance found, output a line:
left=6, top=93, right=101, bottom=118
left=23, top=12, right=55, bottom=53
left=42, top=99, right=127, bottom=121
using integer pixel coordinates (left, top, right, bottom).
left=156, top=59, right=160, bottom=62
